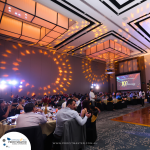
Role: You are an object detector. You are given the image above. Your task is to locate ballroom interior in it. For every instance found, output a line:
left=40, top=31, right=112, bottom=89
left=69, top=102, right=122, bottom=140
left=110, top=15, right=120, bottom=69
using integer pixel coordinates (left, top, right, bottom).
left=1, top=0, right=150, bottom=150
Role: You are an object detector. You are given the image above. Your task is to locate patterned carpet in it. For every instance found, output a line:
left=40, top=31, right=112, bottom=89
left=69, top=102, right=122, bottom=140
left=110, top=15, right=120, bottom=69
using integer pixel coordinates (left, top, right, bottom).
left=85, top=103, right=150, bottom=150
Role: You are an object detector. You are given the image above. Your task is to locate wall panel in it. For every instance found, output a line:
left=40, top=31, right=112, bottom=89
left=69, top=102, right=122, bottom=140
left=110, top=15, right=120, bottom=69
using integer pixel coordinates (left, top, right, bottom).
left=0, top=39, right=108, bottom=100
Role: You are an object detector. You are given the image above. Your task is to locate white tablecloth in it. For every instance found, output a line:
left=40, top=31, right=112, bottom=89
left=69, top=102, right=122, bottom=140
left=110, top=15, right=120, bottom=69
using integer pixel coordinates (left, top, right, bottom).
left=103, top=99, right=118, bottom=105
left=0, top=118, right=56, bottom=138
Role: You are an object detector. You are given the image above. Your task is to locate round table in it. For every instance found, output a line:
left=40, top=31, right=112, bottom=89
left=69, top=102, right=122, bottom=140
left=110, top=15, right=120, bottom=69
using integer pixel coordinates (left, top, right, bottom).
left=0, top=118, right=56, bottom=138
left=103, top=99, right=118, bottom=105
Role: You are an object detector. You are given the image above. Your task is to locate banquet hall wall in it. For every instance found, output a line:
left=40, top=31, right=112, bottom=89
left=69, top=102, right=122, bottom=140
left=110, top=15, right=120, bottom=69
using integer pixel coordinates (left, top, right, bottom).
left=0, top=39, right=109, bottom=100
left=144, top=54, right=150, bottom=87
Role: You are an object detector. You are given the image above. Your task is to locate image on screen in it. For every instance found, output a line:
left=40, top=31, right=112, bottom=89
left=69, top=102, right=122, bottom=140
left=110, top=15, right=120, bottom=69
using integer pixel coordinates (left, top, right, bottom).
left=116, top=73, right=141, bottom=91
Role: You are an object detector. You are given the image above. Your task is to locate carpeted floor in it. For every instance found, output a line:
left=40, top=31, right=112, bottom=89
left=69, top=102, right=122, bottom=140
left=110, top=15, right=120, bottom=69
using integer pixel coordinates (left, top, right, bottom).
left=85, top=103, right=150, bottom=150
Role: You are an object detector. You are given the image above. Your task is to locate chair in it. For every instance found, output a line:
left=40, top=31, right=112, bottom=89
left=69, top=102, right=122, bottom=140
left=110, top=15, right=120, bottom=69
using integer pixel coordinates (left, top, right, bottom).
left=5, top=126, right=46, bottom=150
left=61, top=118, right=86, bottom=150
left=131, top=96, right=137, bottom=105
left=96, top=101, right=105, bottom=111
left=115, top=99, right=122, bottom=109
left=86, top=120, right=97, bottom=144
left=107, top=102, right=114, bottom=111
left=122, top=98, right=127, bottom=108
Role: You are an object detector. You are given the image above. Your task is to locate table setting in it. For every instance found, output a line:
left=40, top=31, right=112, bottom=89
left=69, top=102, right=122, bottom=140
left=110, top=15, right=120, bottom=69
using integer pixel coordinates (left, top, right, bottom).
left=0, top=107, right=58, bottom=137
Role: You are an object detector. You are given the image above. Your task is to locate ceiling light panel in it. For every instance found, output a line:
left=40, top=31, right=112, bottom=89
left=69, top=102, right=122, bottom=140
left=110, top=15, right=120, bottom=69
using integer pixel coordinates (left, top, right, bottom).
left=32, top=17, right=56, bottom=29
left=0, top=15, right=22, bottom=35
left=47, top=31, right=61, bottom=39
left=36, top=3, right=57, bottom=24
left=0, top=11, right=2, bottom=19
left=58, top=13, right=68, bottom=29
left=41, top=36, right=54, bottom=43
left=4, top=4, right=34, bottom=22
left=22, top=23, right=40, bottom=40
left=20, top=36, right=38, bottom=43
left=86, top=40, right=131, bottom=61
left=53, top=26, right=67, bottom=34
left=0, top=29, right=20, bottom=38
left=7, top=0, right=35, bottom=15
left=0, top=2, right=5, bottom=11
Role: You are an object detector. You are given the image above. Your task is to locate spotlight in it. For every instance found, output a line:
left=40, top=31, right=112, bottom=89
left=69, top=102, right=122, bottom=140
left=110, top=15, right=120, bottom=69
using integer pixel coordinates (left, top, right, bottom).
left=12, top=80, right=17, bottom=85
left=91, top=86, right=93, bottom=88
left=20, top=82, right=22, bottom=84
left=8, top=7, right=11, bottom=9
left=96, top=85, right=99, bottom=90
left=0, top=84, right=6, bottom=89
left=25, top=14, right=27, bottom=16
left=18, top=14, right=21, bottom=16
left=19, top=85, right=22, bottom=88
left=1, top=80, right=6, bottom=85
left=15, top=12, right=17, bottom=15
left=8, top=81, right=12, bottom=84
left=8, top=10, right=11, bottom=12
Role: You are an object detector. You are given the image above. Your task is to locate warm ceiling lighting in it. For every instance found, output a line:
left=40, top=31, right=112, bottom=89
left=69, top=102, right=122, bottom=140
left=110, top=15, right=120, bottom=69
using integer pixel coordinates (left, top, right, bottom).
left=86, top=40, right=130, bottom=62
left=0, top=0, right=70, bottom=45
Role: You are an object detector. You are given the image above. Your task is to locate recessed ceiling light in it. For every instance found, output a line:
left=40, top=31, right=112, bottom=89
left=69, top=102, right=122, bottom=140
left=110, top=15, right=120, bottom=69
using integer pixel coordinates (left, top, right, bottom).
left=25, top=14, right=27, bottom=16
left=8, top=7, right=11, bottom=9
left=8, top=10, right=11, bottom=12
left=18, top=14, right=21, bottom=16
left=15, top=12, right=17, bottom=15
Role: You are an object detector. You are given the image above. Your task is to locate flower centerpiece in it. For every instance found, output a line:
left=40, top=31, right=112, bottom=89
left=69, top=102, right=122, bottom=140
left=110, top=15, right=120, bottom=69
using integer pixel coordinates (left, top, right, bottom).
left=42, top=97, right=49, bottom=106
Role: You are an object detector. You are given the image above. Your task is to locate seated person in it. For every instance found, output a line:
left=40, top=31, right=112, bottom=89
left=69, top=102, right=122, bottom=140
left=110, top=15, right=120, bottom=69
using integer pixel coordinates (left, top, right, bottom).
left=15, top=98, right=25, bottom=114
left=16, top=103, right=47, bottom=128
left=57, top=96, right=66, bottom=107
left=107, top=94, right=113, bottom=102
left=81, top=100, right=99, bottom=127
left=80, top=100, right=99, bottom=144
left=61, top=97, right=71, bottom=108
left=130, top=93, right=133, bottom=98
left=54, top=99, right=91, bottom=137
left=75, top=96, right=80, bottom=107
left=0, top=99, right=11, bottom=121
left=49, top=96, right=56, bottom=107
left=12, top=98, right=18, bottom=107
left=116, top=92, right=122, bottom=100
left=122, top=93, right=127, bottom=98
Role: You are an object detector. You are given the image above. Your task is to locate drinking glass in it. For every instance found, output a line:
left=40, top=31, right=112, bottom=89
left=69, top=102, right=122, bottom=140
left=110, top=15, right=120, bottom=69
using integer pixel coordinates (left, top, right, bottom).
left=20, top=110, right=24, bottom=114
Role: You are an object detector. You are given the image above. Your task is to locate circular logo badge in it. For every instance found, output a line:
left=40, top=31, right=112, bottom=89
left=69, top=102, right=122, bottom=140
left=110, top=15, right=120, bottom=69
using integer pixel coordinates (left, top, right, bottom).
left=0, top=132, right=31, bottom=150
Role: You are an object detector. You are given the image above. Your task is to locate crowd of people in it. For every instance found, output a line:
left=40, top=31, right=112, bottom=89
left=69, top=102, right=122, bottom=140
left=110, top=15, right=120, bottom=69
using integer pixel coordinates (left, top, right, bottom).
left=0, top=89, right=148, bottom=150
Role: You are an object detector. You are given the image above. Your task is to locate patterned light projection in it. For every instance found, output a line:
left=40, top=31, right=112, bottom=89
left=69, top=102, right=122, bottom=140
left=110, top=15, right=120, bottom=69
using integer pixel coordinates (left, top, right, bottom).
left=82, top=59, right=108, bottom=84
left=0, top=43, right=73, bottom=97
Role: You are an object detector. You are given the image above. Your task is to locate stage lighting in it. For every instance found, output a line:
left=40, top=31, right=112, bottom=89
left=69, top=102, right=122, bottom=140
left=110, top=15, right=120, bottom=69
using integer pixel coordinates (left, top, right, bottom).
left=1, top=80, right=6, bottom=85
left=12, top=80, right=17, bottom=85
left=0, top=84, right=6, bottom=89
left=8, top=81, right=12, bottom=84
left=96, top=85, right=99, bottom=90
left=91, top=86, right=93, bottom=88
left=20, top=82, right=23, bottom=84
left=19, top=85, right=22, bottom=88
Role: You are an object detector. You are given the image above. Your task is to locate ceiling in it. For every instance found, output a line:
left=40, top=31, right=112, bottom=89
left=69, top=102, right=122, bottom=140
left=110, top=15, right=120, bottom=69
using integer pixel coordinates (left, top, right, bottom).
left=0, top=0, right=150, bottom=62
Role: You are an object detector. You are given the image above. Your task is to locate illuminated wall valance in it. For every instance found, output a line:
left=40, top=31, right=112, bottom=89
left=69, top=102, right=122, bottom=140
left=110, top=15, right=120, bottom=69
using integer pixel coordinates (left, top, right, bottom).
left=0, top=0, right=69, bottom=45
left=86, top=40, right=131, bottom=62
